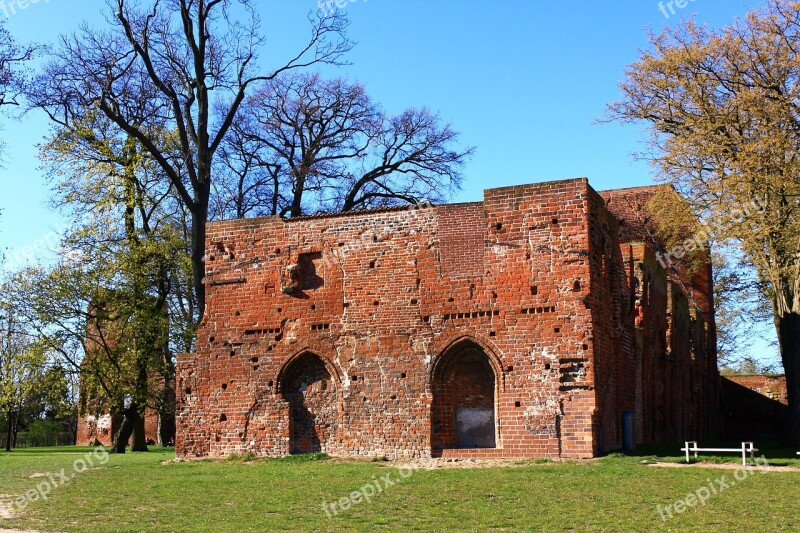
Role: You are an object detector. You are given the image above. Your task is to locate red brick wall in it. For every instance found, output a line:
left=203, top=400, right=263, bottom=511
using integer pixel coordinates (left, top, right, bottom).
left=599, top=188, right=719, bottom=447
left=721, top=376, right=787, bottom=439
left=176, top=178, right=719, bottom=459
left=725, top=375, right=787, bottom=405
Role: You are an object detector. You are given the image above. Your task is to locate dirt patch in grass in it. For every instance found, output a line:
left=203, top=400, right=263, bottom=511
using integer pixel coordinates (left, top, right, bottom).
left=0, top=496, right=15, bottom=520
left=391, top=457, right=561, bottom=470
left=648, top=462, right=800, bottom=472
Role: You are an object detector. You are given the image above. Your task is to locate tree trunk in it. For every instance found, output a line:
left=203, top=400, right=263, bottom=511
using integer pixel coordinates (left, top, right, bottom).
left=5, top=409, right=12, bottom=451
left=159, top=373, right=176, bottom=446
left=11, top=410, right=18, bottom=448
left=130, top=413, right=148, bottom=452
left=111, top=405, right=150, bottom=453
left=111, top=413, right=132, bottom=453
left=191, top=204, right=208, bottom=321
left=777, top=312, right=800, bottom=445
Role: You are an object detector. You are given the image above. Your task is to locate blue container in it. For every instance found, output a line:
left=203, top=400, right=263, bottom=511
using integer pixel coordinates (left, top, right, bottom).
left=622, top=411, right=635, bottom=452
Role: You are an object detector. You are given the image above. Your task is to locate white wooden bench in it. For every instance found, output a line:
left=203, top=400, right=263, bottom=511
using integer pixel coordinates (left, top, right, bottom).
left=682, top=441, right=758, bottom=466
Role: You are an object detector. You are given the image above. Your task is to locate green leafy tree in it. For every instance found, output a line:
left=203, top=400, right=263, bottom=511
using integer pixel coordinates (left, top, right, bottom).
left=608, top=0, right=800, bottom=442
left=0, top=300, right=48, bottom=451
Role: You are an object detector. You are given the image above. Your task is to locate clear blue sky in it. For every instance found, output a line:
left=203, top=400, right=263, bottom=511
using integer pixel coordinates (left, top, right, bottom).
left=0, top=0, right=778, bottom=366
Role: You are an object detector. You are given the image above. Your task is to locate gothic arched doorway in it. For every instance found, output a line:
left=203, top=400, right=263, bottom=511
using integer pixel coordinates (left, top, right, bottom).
left=432, top=341, right=498, bottom=450
left=281, top=352, right=339, bottom=454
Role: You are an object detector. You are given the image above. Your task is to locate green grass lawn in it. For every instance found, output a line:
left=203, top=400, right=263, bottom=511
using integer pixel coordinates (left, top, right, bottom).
left=1, top=445, right=799, bottom=532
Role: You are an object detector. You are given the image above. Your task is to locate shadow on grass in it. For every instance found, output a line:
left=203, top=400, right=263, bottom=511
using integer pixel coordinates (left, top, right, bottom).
left=0, top=445, right=175, bottom=457
left=609, top=440, right=800, bottom=467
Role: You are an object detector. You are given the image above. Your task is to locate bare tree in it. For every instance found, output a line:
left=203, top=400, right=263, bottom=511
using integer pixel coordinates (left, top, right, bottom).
left=0, top=22, right=33, bottom=156
left=0, top=23, right=32, bottom=107
left=215, top=72, right=473, bottom=219
left=29, top=1, right=351, bottom=319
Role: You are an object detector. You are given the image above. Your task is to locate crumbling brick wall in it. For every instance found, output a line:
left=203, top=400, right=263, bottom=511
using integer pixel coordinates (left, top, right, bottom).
left=722, top=375, right=788, bottom=439
left=600, top=187, right=719, bottom=446
left=176, top=178, right=719, bottom=459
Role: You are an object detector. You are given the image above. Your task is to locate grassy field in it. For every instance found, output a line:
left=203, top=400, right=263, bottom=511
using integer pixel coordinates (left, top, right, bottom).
left=1, top=445, right=799, bottom=532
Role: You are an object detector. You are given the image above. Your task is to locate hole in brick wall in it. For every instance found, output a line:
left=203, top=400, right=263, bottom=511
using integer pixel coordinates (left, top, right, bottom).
left=298, top=252, right=324, bottom=290
left=372, top=235, right=377, bottom=243
left=275, top=248, right=281, bottom=254
left=526, top=252, right=531, bottom=260
left=373, top=301, right=379, bottom=306
left=277, top=308, right=282, bottom=313
left=209, top=336, right=215, bottom=343
left=369, top=260, right=376, bottom=269
left=495, top=222, right=503, bottom=231
left=229, top=350, right=236, bottom=356
left=221, top=383, right=227, bottom=390
left=554, top=327, right=560, bottom=333
left=530, top=286, right=538, bottom=296
left=515, top=401, right=521, bottom=408
left=410, top=299, right=418, bottom=305
left=507, top=366, right=514, bottom=372
left=275, top=333, right=283, bottom=341
left=253, top=365, right=259, bottom=370
left=362, top=396, right=368, bottom=402
left=311, top=304, right=316, bottom=310
left=235, top=311, right=240, bottom=316
left=268, top=380, right=274, bottom=387
left=573, top=280, right=581, bottom=292
left=552, top=218, right=559, bottom=224
left=448, top=297, right=454, bottom=302
left=545, top=363, right=551, bottom=370
left=582, top=344, right=589, bottom=350
left=489, top=331, right=496, bottom=337
left=185, top=388, right=192, bottom=395
left=343, top=302, right=350, bottom=308
left=390, top=395, right=397, bottom=400
left=219, top=413, right=227, bottom=422
left=251, top=357, right=259, bottom=363
left=351, top=375, right=358, bottom=381
left=492, top=291, right=498, bottom=299
left=338, top=242, right=344, bottom=247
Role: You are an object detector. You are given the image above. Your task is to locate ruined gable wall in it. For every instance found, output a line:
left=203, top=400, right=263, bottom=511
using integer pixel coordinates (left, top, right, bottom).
left=176, top=178, right=602, bottom=459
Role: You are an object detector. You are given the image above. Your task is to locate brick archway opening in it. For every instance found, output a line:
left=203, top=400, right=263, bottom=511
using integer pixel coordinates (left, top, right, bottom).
left=281, top=353, right=338, bottom=454
left=432, top=343, right=498, bottom=451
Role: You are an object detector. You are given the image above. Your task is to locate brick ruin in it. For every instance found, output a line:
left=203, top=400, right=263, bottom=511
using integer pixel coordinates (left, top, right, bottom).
left=76, top=300, right=175, bottom=447
left=176, top=178, right=719, bottom=459
left=75, top=410, right=160, bottom=447
left=722, top=375, right=788, bottom=440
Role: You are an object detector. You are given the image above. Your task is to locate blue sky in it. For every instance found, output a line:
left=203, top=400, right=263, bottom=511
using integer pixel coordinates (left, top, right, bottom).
left=0, top=0, right=777, bottom=365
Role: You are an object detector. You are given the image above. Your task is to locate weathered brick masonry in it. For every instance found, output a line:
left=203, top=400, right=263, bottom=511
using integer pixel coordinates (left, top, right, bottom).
left=176, top=178, right=719, bottom=459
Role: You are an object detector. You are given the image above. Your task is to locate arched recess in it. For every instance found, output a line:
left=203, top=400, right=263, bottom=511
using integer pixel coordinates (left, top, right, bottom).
left=278, top=351, right=340, bottom=454
left=431, top=338, right=501, bottom=450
